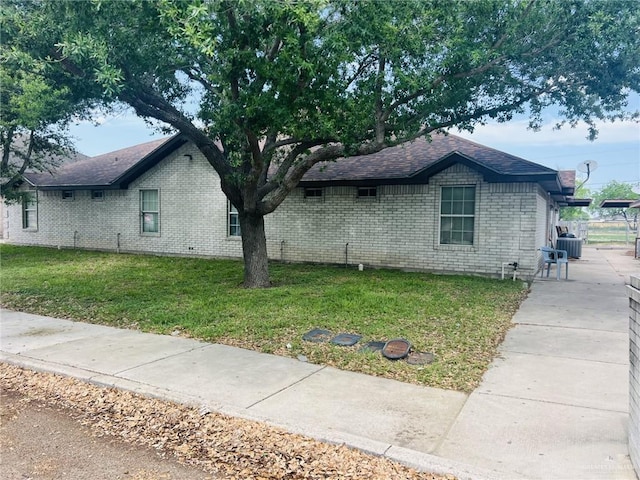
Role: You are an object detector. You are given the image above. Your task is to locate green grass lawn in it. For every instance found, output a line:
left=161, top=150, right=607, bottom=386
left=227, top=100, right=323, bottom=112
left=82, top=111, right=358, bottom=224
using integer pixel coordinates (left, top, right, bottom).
left=0, top=245, right=528, bottom=392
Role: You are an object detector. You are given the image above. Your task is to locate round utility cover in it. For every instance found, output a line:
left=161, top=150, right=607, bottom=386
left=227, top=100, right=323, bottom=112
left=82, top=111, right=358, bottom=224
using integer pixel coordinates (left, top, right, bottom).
left=382, top=338, right=411, bottom=360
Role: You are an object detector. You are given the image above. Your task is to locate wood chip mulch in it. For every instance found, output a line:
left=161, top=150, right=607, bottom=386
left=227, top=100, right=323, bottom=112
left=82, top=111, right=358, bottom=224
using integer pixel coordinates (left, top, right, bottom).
left=0, top=363, right=455, bottom=480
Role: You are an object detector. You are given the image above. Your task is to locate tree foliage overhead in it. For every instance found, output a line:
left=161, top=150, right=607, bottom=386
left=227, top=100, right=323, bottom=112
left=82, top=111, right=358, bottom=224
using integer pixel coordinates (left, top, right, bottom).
left=4, top=0, right=639, bottom=286
left=0, top=3, right=95, bottom=201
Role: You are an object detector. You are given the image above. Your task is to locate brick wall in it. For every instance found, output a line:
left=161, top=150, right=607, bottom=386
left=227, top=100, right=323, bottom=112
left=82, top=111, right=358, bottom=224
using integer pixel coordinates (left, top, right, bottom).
left=4, top=144, right=243, bottom=259
left=629, top=275, right=640, bottom=477
left=5, top=148, right=549, bottom=279
left=268, top=163, right=546, bottom=278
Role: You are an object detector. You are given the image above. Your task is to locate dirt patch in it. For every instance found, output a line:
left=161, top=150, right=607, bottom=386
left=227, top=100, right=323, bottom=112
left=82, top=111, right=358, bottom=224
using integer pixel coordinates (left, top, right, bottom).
left=0, top=390, right=215, bottom=480
left=1, top=363, right=454, bottom=480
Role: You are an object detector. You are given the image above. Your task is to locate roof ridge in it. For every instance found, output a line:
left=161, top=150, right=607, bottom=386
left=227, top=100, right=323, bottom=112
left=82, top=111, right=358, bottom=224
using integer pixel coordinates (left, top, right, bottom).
left=440, top=131, right=558, bottom=173
left=84, top=136, right=174, bottom=162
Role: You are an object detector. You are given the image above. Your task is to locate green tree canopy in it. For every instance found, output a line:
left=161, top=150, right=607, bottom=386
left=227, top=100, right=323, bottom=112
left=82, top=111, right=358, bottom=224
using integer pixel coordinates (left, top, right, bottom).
left=559, top=180, right=591, bottom=221
left=0, top=4, right=96, bottom=201
left=5, top=0, right=640, bottom=286
left=590, top=180, right=639, bottom=228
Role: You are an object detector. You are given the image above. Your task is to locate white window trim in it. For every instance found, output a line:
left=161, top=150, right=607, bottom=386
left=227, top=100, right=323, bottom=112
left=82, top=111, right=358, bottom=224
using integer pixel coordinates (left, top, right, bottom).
left=228, top=201, right=241, bottom=237
left=304, top=187, right=323, bottom=201
left=439, top=185, right=476, bottom=246
left=91, top=190, right=105, bottom=201
left=22, top=192, right=38, bottom=231
left=140, top=189, right=160, bottom=235
left=356, top=186, right=378, bottom=201
left=61, top=190, right=74, bottom=201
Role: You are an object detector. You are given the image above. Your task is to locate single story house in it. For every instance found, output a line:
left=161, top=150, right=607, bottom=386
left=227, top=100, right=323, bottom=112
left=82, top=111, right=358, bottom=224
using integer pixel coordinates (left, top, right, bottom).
left=3, top=132, right=586, bottom=280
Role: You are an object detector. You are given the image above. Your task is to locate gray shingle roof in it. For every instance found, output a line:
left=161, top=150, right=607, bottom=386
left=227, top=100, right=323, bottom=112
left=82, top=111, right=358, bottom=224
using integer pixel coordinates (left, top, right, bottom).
left=302, top=133, right=557, bottom=182
left=23, top=132, right=573, bottom=196
left=24, top=136, right=184, bottom=189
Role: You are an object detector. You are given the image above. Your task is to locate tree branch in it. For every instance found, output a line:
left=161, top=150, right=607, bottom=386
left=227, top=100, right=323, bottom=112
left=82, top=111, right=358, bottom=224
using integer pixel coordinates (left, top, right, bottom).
left=119, top=86, right=230, bottom=178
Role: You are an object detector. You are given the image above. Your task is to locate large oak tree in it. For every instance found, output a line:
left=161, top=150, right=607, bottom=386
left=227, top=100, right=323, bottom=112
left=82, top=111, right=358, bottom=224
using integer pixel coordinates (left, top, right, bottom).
left=5, top=0, right=639, bottom=286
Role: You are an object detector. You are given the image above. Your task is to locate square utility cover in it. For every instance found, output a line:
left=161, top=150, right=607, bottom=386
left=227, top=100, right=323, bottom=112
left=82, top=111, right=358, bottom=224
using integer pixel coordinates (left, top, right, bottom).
left=302, top=328, right=332, bottom=343
left=359, top=341, right=386, bottom=353
left=330, top=333, right=362, bottom=346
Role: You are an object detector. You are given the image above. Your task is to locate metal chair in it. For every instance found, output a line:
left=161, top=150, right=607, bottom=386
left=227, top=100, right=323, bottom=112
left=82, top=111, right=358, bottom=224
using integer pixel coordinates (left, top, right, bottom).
left=540, top=246, right=569, bottom=280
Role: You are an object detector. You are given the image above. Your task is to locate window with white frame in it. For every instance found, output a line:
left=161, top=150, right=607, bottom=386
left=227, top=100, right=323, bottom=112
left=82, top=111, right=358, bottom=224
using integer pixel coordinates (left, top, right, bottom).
left=140, top=189, right=159, bottom=234
left=228, top=201, right=241, bottom=237
left=440, top=186, right=475, bottom=245
left=91, top=190, right=104, bottom=201
left=304, top=187, right=323, bottom=199
left=22, top=193, right=37, bottom=230
left=357, top=186, right=377, bottom=199
left=61, top=190, right=74, bottom=201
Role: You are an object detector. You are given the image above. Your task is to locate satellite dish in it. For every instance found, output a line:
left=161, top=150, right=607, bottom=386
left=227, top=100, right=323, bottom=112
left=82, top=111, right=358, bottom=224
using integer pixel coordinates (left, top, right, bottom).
left=576, top=160, right=598, bottom=189
left=577, top=160, right=598, bottom=174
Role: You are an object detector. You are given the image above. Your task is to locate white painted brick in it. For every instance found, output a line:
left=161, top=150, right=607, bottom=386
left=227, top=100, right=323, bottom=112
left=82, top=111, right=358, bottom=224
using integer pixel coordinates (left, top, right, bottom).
left=5, top=151, right=551, bottom=279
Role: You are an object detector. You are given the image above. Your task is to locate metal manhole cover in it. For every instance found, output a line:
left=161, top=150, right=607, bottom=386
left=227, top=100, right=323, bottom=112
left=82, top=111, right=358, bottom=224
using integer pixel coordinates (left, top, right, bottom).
left=302, top=328, right=332, bottom=343
left=406, top=352, right=435, bottom=365
left=359, top=341, right=386, bottom=353
left=382, top=338, right=411, bottom=360
left=330, top=333, right=362, bottom=346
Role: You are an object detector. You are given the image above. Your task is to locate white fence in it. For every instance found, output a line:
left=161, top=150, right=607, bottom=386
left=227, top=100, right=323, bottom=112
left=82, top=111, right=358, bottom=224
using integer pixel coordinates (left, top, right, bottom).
left=559, top=221, right=638, bottom=245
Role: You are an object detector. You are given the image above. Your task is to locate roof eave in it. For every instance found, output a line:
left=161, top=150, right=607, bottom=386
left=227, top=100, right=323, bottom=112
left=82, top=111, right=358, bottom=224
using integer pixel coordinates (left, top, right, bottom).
left=599, top=199, right=637, bottom=208
left=565, top=198, right=592, bottom=207
left=34, top=184, right=124, bottom=191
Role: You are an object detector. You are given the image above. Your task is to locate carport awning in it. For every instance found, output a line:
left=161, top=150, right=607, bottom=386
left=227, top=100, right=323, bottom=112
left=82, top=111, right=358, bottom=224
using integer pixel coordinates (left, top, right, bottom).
left=565, top=198, right=592, bottom=207
left=599, top=199, right=636, bottom=208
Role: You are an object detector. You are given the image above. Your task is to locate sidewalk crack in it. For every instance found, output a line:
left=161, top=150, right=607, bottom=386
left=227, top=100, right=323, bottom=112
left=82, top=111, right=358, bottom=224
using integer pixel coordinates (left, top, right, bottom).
left=245, top=365, right=327, bottom=409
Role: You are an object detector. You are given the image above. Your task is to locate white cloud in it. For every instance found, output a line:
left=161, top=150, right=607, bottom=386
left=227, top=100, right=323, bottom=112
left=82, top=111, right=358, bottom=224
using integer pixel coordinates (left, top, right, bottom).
left=454, top=118, right=640, bottom=147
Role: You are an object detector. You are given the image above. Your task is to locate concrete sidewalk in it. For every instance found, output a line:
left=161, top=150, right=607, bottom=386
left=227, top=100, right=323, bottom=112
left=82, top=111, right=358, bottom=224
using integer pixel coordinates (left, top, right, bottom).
left=1, top=246, right=639, bottom=479
left=435, top=247, right=638, bottom=479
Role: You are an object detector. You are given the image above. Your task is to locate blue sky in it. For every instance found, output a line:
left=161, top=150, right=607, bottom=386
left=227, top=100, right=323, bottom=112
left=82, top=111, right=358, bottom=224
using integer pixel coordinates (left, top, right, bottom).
left=70, top=107, right=640, bottom=194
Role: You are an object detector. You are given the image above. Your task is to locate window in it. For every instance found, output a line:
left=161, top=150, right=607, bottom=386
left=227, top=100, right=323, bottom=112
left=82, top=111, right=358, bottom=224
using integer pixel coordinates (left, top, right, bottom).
left=91, top=190, right=104, bottom=201
left=61, top=190, right=74, bottom=201
left=228, top=201, right=241, bottom=237
left=357, top=187, right=377, bottom=198
left=440, top=186, right=475, bottom=245
left=140, top=189, right=159, bottom=234
left=304, top=187, right=323, bottom=199
left=22, top=194, right=37, bottom=230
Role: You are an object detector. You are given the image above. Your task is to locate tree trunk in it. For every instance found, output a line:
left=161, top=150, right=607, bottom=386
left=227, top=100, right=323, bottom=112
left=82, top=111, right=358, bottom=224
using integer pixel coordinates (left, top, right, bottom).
left=239, top=211, right=271, bottom=288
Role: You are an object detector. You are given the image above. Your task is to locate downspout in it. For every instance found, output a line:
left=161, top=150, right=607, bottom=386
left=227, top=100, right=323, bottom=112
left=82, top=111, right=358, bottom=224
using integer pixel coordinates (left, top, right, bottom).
left=280, top=240, right=285, bottom=262
left=116, top=233, right=121, bottom=254
left=73, top=231, right=79, bottom=249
